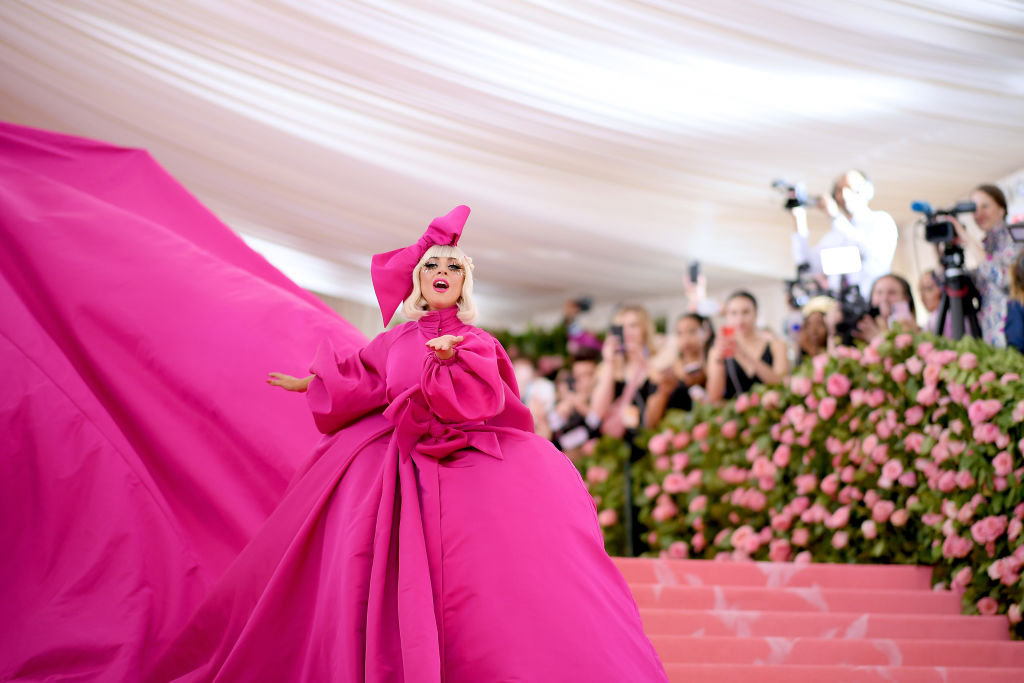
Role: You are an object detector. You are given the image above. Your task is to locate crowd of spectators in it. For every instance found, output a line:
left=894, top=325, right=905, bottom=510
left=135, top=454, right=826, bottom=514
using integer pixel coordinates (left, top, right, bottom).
left=507, top=179, right=1021, bottom=459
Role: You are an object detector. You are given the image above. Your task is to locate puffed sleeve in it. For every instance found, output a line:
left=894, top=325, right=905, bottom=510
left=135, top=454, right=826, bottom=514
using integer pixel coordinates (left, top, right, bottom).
left=306, top=334, right=388, bottom=434
left=421, top=331, right=505, bottom=423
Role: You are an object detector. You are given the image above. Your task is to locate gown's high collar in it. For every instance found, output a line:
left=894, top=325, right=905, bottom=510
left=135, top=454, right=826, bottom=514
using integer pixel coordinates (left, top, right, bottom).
left=418, top=306, right=465, bottom=335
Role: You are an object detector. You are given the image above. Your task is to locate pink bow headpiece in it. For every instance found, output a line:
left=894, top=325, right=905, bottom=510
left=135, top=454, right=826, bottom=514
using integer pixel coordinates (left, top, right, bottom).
left=370, top=205, right=470, bottom=325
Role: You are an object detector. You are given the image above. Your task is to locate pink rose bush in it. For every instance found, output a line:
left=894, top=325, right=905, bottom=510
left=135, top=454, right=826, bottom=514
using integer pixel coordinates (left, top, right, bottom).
left=574, top=330, right=1024, bottom=638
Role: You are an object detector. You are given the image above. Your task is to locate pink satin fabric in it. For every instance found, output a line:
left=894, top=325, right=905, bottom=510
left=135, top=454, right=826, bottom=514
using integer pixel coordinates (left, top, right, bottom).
left=150, top=307, right=667, bottom=681
left=0, top=122, right=364, bottom=680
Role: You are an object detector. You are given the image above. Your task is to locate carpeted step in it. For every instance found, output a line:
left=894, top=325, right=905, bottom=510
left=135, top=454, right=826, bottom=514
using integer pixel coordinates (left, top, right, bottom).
left=639, top=608, right=1010, bottom=641
left=614, top=556, right=933, bottom=590
left=649, top=634, right=1024, bottom=667
left=662, top=663, right=1024, bottom=683
left=630, top=583, right=961, bottom=614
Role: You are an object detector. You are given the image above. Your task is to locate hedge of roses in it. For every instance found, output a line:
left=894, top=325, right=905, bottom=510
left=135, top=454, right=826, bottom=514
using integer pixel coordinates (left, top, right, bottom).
left=573, top=330, right=1024, bottom=637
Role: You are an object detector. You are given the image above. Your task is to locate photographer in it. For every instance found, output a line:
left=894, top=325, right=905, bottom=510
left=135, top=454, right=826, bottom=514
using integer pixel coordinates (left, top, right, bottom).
left=852, top=274, right=918, bottom=342
left=789, top=170, right=899, bottom=299
left=589, top=305, right=656, bottom=439
left=942, top=184, right=1015, bottom=347
left=706, top=291, right=789, bottom=402
left=546, top=351, right=601, bottom=453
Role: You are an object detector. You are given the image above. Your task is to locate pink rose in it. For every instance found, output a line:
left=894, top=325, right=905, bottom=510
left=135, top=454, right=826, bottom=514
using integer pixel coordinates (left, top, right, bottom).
left=1009, top=605, right=1023, bottom=625
left=586, top=466, right=610, bottom=484
left=826, top=372, right=851, bottom=397
left=790, top=376, right=812, bottom=397
left=871, top=444, right=890, bottom=465
left=794, top=474, right=817, bottom=495
left=643, top=483, right=661, bottom=499
left=971, top=515, right=1008, bottom=544
left=692, top=422, right=710, bottom=441
left=772, top=444, right=791, bottom=468
left=904, top=406, right=924, bottom=426
left=916, top=385, right=940, bottom=406
left=691, top=532, right=706, bottom=552
left=735, top=394, right=751, bottom=413
left=952, top=566, right=972, bottom=590
left=721, top=419, right=739, bottom=440
left=672, top=431, right=692, bottom=450
left=955, top=469, right=975, bottom=489
left=689, top=495, right=707, bottom=513
left=1009, top=518, right=1023, bottom=541
left=968, top=399, right=1002, bottom=426
left=762, top=390, right=780, bottom=409
left=937, top=471, right=957, bottom=493
left=818, top=396, right=837, bottom=420
left=976, top=597, right=999, bottom=616
left=923, top=363, right=943, bottom=386
left=581, top=439, right=598, bottom=456
left=993, top=451, right=1014, bottom=477
left=872, top=500, right=895, bottom=524
left=768, top=538, right=792, bottom=562
left=958, top=352, right=978, bottom=370
left=752, top=456, right=777, bottom=480
left=805, top=395, right=820, bottom=412
left=890, top=509, right=909, bottom=527
left=894, top=333, right=913, bottom=349
left=598, top=508, right=618, bottom=526
left=861, top=519, right=878, bottom=539
left=890, top=363, right=908, bottom=384
left=897, top=471, right=917, bottom=488
left=821, top=474, right=840, bottom=497
left=791, top=527, right=811, bottom=547
left=651, top=501, right=679, bottom=522
left=882, top=459, right=904, bottom=482
left=941, top=534, right=973, bottom=559
left=903, top=432, right=924, bottom=454
left=826, top=506, right=851, bottom=529
left=832, top=531, right=849, bottom=549
left=668, top=541, right=689, bottom=558
left=840, top=466, right=856, bottom=484
left=671, top=453, right=690, bottom=471
left=905, top=356, right=924, bottom=375
left=662, top=473, right=689, bottom=494
left=917, top=341, right=935, bottom=358
left=648, top=431, right=671, bottom=455
left=771, top=511, right=793, bottom=532
left=655, top=456, right=671, bottom=471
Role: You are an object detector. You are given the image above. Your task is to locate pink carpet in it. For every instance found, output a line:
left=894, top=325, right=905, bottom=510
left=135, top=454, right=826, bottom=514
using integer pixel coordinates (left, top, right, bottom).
left=616, top=557, right=1024, bottom=681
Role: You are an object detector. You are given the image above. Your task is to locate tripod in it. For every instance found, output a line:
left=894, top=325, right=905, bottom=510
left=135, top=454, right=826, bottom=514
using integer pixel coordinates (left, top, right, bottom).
left=934, top=243, right=982, bottom=340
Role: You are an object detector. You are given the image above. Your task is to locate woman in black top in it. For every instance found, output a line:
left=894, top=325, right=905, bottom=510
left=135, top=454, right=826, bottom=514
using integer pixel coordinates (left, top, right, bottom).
left=706, top=291, right=789, bottom=402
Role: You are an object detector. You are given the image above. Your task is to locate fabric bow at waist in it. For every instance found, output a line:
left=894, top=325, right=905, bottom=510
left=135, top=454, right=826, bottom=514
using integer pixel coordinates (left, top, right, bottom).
left=384, top=386, right=501, bottom=461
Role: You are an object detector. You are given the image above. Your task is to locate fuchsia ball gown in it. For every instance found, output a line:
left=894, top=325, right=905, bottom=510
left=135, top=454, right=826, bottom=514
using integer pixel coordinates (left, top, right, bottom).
left=149, top=307, right=668, bottom=681
left=0, top=122, right=666, bottom=682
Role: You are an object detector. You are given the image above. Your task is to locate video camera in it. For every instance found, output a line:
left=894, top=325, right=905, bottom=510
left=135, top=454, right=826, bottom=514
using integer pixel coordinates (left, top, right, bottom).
left=771, top=179, right=817, bottom=210
left=911, top=200, right=977, bottom=244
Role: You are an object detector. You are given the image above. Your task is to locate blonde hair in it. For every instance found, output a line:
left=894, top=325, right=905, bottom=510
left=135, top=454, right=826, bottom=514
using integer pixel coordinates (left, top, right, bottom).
left=613, top=304, right=657, bottom=356
left=402, top=244, right=477, bottom=323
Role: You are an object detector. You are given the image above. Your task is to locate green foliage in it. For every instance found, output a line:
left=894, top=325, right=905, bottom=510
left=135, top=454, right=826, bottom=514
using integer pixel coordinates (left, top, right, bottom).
left=578, top=330, right=1024, bottom=637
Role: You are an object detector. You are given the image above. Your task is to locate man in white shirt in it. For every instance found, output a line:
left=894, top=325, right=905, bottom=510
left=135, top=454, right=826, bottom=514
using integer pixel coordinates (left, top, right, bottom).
left=790, top=169, right=899, bottom=299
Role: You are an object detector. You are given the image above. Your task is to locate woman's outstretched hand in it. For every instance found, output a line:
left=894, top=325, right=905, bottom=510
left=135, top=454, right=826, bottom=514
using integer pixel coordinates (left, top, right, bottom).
left=267, top=372, right=314, bottom=392
left=426, top=334, right=464, bottom=360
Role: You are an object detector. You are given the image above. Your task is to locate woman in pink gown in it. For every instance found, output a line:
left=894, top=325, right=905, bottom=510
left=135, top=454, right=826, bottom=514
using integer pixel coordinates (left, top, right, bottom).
left=148, top=206, right=668, bottom=682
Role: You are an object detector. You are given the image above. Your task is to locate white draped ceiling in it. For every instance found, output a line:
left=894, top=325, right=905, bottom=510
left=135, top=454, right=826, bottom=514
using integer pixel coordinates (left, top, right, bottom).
left=2, top=0, right=1024, bottom=331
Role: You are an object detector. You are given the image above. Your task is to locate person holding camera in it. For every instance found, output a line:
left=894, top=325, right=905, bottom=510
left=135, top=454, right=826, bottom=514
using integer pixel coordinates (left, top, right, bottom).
left=642, top=313, right=713, bottom=428
left=944, top=184, right=1014, bottom=347
left=850, top=273, right=918, bottom=341
left=707, top=291, right=789, bottom=402
left=546, top=351, right=602, bottom=453
left=790, top=169, right=899, bottom=299
left=590, top=305, right=657, bottom=438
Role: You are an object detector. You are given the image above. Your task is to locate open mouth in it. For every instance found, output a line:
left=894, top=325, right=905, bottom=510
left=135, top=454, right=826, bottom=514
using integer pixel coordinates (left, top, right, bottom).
left=432, top=278, right=449, bottom=292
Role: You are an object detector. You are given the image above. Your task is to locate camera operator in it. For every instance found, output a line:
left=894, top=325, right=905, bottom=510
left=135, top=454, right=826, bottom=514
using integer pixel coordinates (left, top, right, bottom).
left=546, top=350, right=601, bottom=453
left=789, top=170, right=899, bottom=299
left=941, top=184, right=1014, bottom=347
left=852, top=274, right=918, bottom=342
left=918, top=269, right=951, bottom=338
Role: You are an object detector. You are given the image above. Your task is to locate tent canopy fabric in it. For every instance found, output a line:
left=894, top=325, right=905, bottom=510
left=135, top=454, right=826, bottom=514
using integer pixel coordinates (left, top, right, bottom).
left=1, top=1, right=1023, bottom=327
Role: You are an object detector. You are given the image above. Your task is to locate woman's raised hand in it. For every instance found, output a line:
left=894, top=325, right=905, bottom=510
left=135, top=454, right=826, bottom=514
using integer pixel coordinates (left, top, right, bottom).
left=267, top=372, right=314, bottom=392
left=426, top=334, right=464, bottom=360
